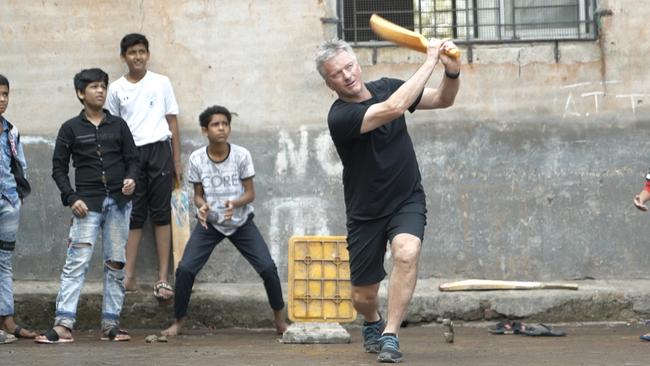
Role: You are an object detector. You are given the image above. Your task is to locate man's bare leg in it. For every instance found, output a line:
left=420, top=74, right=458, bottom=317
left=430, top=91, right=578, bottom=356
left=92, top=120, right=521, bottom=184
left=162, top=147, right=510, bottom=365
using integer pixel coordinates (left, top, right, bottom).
left=161, top=317, right=185, bottom=337
left=352, top=283, right=381, bottom=322
left=273, top=308, right=288, bottom=334
left=124, top=229, right=143, bottom=291
left=154, top=224, right=173, bottom=298
left=383, top=233, right=421, bottom=336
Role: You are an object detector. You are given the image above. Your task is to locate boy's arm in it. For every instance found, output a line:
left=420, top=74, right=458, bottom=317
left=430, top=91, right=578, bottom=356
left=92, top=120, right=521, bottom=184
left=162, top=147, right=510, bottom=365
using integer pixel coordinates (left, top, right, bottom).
left=193, top=182, right=209, bottom=229
left=167, top=114, right=183, bottom=183
left=51, top=125, right=79, bottom=207
left=121, top=121, right=139, bottom=196
left=121, top=121, right=140, bottom=180
left=15, top=133, right=27, bottom=171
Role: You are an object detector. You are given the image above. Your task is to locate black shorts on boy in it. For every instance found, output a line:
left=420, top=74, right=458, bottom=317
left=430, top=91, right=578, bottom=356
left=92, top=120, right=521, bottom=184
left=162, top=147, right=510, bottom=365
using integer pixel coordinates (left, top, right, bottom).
left=129, top=140, right=173, bottom=229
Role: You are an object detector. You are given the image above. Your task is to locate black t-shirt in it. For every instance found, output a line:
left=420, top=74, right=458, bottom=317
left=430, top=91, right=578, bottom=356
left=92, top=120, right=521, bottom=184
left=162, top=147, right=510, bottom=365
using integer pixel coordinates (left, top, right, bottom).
left=327, top=77, right=424, bottom=220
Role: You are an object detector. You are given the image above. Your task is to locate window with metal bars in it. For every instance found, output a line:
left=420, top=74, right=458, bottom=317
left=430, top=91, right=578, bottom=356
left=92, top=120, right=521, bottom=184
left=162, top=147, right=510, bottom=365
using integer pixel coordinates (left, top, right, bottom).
left=338, top=0, right=598, bottom=44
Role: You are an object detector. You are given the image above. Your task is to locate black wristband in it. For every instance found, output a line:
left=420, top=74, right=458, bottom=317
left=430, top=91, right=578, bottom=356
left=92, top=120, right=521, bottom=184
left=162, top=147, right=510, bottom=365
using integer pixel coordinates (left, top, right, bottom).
left=445, top=70, right=460, bottom=79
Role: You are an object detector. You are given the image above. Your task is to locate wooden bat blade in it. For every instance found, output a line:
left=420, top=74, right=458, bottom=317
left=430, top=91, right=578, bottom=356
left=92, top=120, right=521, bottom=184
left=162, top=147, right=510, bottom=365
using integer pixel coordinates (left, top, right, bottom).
left=171, top=187, right=191, bottom=273
left=439, top=279, right=579, bottom=291
left=369, top=14, right=460, bottom=59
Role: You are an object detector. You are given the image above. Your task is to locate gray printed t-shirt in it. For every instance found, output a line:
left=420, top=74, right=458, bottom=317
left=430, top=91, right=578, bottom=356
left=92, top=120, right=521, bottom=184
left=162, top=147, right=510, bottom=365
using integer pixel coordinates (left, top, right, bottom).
left=187, top=143, right=255, bottom=235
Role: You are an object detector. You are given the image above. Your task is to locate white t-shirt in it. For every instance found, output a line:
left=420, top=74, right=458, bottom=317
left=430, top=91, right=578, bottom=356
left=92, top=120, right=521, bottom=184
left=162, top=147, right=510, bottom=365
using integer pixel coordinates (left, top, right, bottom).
left=188, top=143, right=255, bottom=236
left=106, top=70, right=179, bottom=146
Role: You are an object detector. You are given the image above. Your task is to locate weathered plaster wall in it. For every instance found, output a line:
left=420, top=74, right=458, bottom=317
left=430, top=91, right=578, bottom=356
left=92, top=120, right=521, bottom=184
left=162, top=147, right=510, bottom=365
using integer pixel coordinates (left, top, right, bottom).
left=1, top=0, right=648, bottom=283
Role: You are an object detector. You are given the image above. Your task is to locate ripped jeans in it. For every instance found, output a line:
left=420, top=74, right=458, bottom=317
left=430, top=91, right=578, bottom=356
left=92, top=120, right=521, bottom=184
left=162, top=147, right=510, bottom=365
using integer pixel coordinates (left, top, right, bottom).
left=54, top=197, right=131, bottom=331
left=0, top=197, right=20, bottom=317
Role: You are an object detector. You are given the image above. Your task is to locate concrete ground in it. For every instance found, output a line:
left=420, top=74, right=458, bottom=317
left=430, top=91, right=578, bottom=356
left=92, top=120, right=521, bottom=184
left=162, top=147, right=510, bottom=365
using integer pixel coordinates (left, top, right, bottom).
left=2, top=323, right=649, bottom=366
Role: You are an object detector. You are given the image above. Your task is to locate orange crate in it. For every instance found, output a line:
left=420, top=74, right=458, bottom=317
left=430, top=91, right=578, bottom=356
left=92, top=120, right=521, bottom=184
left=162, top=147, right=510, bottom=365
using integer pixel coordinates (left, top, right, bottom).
left=288, top=236, right=357, bottom=323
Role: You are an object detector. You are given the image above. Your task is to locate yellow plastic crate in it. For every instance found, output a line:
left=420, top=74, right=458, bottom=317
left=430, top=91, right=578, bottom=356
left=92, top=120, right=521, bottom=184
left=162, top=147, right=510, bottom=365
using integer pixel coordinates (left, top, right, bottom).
left=288, top=236, right=357, bottom=323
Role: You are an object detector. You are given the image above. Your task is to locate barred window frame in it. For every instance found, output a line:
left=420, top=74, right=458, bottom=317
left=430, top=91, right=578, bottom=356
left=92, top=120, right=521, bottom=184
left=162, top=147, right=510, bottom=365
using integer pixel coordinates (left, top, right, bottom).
left=338, top=0, right=599, bottom=46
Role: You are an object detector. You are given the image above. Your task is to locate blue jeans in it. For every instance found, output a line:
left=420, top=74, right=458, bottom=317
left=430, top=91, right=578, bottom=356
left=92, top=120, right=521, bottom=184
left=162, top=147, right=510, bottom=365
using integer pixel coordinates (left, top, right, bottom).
left=0, top=197, right=20, bottom=317
left=54, top=197, right=131, bottom=330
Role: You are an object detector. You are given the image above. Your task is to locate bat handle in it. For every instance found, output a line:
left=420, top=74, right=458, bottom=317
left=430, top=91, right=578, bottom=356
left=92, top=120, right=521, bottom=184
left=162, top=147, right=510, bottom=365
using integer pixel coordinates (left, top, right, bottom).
left=418, top=35, right=461, bottom=59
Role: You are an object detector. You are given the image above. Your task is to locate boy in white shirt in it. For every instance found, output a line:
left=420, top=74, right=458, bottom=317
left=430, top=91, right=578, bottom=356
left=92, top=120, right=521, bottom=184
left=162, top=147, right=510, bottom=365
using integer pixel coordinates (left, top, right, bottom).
left=161, top=105, right=287, bottom=336
left=106, top=33, right=181, bottom=301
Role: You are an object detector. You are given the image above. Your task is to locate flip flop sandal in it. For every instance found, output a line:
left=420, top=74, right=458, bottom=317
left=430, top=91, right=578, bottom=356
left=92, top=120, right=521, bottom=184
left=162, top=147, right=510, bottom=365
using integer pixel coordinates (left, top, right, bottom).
left=13, top=325, right=35, bottom=339
left=101, top=327, right=131, bottom=342
left=154, top=281, right=174, bottom=301
left=34, top=328, right=74, bottom=344
left=640, top=333, right=650, bottom=341
left=520, top=323, right=566, bottom=337
left=0, top=330, right=17, bottom=345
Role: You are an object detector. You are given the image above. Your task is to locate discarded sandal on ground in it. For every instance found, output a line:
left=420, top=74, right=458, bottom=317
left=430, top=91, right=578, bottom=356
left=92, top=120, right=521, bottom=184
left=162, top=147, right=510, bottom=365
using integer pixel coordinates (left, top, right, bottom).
left=519, top=323, right=566, bottom=337
left=0, top=330, right=17, bottom=345
left=34, top=328, right=74, bottom=344
left=488, top=320, right=522, bottom=335
left=101, top=327, right=131, bottom=342
left=153, top=281, right=174, bottom=301
left=640, top=333, right=650, bottom=341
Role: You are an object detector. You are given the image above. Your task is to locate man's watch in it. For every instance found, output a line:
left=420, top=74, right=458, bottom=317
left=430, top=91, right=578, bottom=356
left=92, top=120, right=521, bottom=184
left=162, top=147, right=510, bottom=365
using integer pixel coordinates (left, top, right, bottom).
left=445, top=70, right=460, bottom=79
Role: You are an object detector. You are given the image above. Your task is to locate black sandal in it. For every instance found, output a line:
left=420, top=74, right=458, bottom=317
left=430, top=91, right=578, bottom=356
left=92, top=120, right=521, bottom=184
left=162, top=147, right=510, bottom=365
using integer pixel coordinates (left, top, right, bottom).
left=101, top=327, right=131, bottom=342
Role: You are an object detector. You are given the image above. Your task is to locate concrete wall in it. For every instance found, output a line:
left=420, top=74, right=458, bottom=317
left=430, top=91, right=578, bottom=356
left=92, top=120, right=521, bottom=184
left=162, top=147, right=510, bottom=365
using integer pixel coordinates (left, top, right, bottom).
left=2, top=0, right=649, bottom=283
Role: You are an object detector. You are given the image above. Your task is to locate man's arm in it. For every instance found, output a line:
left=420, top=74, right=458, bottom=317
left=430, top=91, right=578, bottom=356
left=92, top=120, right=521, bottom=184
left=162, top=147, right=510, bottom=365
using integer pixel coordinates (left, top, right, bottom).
left=166, top=114, right=183, bottom=182
left=416, top=45, right=461, bottom=110
left=359, top=39, right=454, bottom=134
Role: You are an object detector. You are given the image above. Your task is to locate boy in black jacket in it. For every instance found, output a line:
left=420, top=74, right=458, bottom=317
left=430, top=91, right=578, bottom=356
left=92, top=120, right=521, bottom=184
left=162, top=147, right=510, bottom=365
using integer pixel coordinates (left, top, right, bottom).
left=35, top=68, right=139, bottom=344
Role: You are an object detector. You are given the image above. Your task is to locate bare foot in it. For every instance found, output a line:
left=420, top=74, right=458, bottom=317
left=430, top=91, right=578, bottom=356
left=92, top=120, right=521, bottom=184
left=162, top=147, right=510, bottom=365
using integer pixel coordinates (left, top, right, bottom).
left=125, top=277, right=137, bottom=292
left=2, top=317, right=38, bottom=338
left=274, top=320, right=288, bottom=334
left=273, top=309, right=288, bottom=334
left=161, top=320, right=184, bottom=337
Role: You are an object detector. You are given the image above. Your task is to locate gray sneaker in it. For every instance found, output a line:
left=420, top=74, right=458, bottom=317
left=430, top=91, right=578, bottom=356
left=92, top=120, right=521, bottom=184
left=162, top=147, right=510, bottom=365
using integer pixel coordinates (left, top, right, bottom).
left=362, top=317, right=385, bottom=353
left=377, top=334, right=402, bottom=363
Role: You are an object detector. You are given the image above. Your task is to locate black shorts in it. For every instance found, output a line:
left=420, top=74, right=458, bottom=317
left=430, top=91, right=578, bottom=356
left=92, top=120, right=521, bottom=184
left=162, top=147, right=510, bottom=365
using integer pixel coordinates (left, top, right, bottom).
left=129, top=140, right=173, bottom=229
left=346, top=189, right=427, bottom=286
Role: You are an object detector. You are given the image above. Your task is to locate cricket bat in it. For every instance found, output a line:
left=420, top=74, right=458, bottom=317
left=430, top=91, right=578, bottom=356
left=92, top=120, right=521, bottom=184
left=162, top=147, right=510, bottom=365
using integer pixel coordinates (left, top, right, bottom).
left=170, top=180, right=191, bottom=273
left=439, top=279, right=579, bottom=292
left=369, top=13, right=461, bottom=59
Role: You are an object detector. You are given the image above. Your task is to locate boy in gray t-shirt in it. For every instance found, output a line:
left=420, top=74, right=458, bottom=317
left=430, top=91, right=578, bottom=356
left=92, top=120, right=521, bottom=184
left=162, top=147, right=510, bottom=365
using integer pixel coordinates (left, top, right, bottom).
left=161, top=105, right=287, bottom=337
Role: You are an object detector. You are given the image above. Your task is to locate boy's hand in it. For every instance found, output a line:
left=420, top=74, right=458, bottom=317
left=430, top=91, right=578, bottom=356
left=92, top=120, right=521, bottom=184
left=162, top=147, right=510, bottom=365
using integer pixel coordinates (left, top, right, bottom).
left=71, top=200, right=89, bottom=218
left=174, top=161, right=183, bottom=184
left=197, top=203, right=210, bottom=229
left=122, top=178, right=135, bottom=196
left=223, top=200, right=234, bottom=220
left=634, top=195, right=648, bottom=211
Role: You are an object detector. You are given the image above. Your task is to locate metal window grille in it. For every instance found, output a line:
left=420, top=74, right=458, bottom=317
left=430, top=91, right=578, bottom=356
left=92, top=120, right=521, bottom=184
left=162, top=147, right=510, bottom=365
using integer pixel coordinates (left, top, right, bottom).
left=338, top=0, right=598, bottom=44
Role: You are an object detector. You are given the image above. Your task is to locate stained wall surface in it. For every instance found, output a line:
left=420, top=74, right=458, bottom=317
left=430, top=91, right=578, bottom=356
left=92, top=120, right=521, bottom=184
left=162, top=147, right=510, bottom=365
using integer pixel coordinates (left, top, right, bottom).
left=1, top=0, right=648, bottom=282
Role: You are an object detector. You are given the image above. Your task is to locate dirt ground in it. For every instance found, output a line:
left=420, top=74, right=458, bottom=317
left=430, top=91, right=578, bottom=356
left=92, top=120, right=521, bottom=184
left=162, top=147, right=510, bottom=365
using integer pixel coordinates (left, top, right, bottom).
left=1, top=323, right=649, bottom=365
